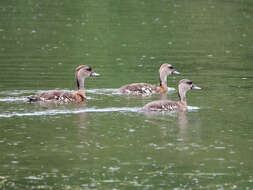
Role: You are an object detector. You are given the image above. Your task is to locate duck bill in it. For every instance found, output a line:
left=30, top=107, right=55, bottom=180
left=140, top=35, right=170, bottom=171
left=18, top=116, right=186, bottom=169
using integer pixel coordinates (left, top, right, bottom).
left=90, top=72, right=100, bottom=77
left=191, top=84, right=201, bottom=90
left=172, top=70, right=180, bottom=75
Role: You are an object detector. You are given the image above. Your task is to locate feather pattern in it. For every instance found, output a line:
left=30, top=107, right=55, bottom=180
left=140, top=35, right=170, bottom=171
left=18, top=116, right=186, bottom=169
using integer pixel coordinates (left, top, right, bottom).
left=143, top=100, right=180, bottom=111
left=119, top=83, right=157, bottom=96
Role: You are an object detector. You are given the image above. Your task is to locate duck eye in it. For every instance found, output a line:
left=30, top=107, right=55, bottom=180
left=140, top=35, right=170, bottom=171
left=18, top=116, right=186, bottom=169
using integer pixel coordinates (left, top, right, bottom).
left=187, top=81, right=193, bottom=85
left=86, top=67, right=92, bottom=71
left=168, top=66, right=173, bottom=69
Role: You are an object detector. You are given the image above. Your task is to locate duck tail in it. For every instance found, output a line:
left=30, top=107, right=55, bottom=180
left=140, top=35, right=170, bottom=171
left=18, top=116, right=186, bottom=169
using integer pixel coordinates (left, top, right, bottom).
left=27, top=95, right=40, bottom=102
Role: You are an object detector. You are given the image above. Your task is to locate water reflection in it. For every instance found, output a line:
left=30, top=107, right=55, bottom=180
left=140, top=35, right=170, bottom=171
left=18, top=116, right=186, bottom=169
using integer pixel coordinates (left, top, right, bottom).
left=0, top=89, right=142, bottom=118
left=1, top=0, right=253, bottom=188
left=75, top=103, right=88, bottom=138
left=177, top=110, right=189, bottom=140
left=158, top=91, right=168, bottom=100
left=178, top=111, right=188, bottom=127
left=142, top=107, right=201, bottom=141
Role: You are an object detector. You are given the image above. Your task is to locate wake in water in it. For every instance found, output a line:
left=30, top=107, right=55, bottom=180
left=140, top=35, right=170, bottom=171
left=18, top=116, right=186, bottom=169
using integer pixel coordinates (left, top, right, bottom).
left=0, top=89, right=200, bottom=118
left=86, top=88, right=175, bottom=96
left=0, top=90, right=44, bottom=96
left=0, top=106, right=200, bottom=118
left=0, top=89, right=119, bottom=101
left=0, top=89, right=121, bottom=97
left=86, top=88, right=120, bottom=96
left=0, top=107, right=141, bottom=118
left=0, top=89, right=117, bottom=103
left=0, top=88, right=176, bottom=102
left=0, top=96, right=94, bottom=103
left=0, top=97, right=27, bottom=102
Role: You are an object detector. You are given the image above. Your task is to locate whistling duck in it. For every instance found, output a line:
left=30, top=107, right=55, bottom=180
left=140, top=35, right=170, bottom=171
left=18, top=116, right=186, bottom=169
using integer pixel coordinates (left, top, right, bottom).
left=119, top=64, right=180, bottom=95
left=27, top=65, right=100, bottom=103
left=143, top=79, right=201, bottom=111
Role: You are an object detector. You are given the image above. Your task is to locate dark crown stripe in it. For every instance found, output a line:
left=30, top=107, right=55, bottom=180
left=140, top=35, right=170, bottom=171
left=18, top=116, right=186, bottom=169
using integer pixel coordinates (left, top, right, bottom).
left=76, top=65, right=86, bottom=71
left=75, top=70, right=80, bottom=90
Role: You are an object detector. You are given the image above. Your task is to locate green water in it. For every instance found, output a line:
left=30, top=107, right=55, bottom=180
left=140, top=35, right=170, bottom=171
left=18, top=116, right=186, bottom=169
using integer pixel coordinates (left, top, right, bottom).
left=1, top=0, right=253, bottom=189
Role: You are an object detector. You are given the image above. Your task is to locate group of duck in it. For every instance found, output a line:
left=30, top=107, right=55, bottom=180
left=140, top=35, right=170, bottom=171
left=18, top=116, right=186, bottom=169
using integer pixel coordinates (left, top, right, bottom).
left=28, top=64, right=201, bottom=112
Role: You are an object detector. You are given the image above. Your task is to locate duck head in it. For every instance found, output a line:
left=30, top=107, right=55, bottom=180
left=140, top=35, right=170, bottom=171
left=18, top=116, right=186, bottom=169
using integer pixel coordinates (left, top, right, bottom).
left=159, top=63, right=180, bottom=88
left=159, top=63, right=180, bottom=76
left=75, top=65, right=100, bottom=90
left=178, top=79, right=201, bottom=103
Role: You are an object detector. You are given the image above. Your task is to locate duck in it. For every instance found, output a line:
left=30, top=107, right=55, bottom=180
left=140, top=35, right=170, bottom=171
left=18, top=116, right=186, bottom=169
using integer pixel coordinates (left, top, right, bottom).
left=143, top=79, right=201, bottom=111
left=119, top=64, right=180, bottom=96
left=27, top=65, right=100, bottom=103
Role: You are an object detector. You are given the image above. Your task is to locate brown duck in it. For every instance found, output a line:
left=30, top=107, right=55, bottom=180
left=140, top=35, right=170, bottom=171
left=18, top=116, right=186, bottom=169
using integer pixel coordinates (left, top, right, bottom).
left=27, top=65, right=100, bottom=103
left=119, top=64, right=180, bottom=96
left=143, top=79, right=201, bottom=111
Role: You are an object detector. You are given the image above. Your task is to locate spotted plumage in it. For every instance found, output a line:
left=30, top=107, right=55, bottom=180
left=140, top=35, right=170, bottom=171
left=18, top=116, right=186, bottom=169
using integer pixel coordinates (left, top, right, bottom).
left=120, top=83, right=157, bottom=96
left=143, top=100, right=179, bottom=111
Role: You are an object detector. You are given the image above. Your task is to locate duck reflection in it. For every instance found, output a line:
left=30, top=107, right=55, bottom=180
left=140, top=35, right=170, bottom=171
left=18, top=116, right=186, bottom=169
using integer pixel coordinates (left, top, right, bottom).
left=75, top=103, right=87, bottom=130
left=158, top=91, right=168, bottom=100
left=143, top=104, right=190, bottom=140
left=177, top=110, right=189, bottom=139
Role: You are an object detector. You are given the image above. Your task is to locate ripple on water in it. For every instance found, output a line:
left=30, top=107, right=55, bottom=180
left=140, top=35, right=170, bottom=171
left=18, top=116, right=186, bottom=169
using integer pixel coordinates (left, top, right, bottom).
left=0, top=97, right=27, bottom=102
left=86, top=88, right=119, bottom=96
left=0, top=89, right=118, bottom=102
left=86, top=88, right=176, bottom=96
left=187, top=106, right=200, bottom=111
left=0, top=105, right=200, bottom=118
left=0, top=107, right=141, bottom=118
left=0, top=90, right=43, bottom=96
left=0, top=89, right=201, bottom=118
left=0, top=89, right=120, bottom=96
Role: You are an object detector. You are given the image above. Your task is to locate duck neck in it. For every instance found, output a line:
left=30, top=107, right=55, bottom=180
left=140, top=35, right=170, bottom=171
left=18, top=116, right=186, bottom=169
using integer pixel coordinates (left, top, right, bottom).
left=76, top=74, right=86, bottom=91
left=178, top=88, right=187, bottom=106
left=159, top=72, right=168, bottom=90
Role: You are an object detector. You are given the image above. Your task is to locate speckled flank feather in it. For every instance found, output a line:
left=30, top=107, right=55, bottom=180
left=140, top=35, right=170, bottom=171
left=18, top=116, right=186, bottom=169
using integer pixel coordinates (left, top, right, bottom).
left=119, top=83, right=157, bottom=96
left=28, top=90, right=86, bottom=103
left=143, top=100, right=180, bottom=111
left=57, top=91, right=85, bottom=103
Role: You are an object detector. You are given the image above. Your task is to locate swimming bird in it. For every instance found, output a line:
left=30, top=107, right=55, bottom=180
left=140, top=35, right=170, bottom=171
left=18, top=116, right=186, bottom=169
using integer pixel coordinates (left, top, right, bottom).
left=119, top=64, right=180, bottom=96
left=143, top=79, right=201, bottom=111
left=27, top=65, right=100, bottom=103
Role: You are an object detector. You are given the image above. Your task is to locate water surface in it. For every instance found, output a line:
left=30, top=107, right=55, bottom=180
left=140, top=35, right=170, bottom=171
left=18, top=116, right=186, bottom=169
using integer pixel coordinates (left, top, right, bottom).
left=0, top=0, right=253, bottom=189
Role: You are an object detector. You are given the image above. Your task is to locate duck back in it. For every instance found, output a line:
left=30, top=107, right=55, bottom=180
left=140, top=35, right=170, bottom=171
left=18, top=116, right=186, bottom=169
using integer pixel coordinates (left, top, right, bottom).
left=28, top=90, right=85, bottom=103
left=143, top=100, right=180, bottom=111
left=119, top=83, right=157, bottom=95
